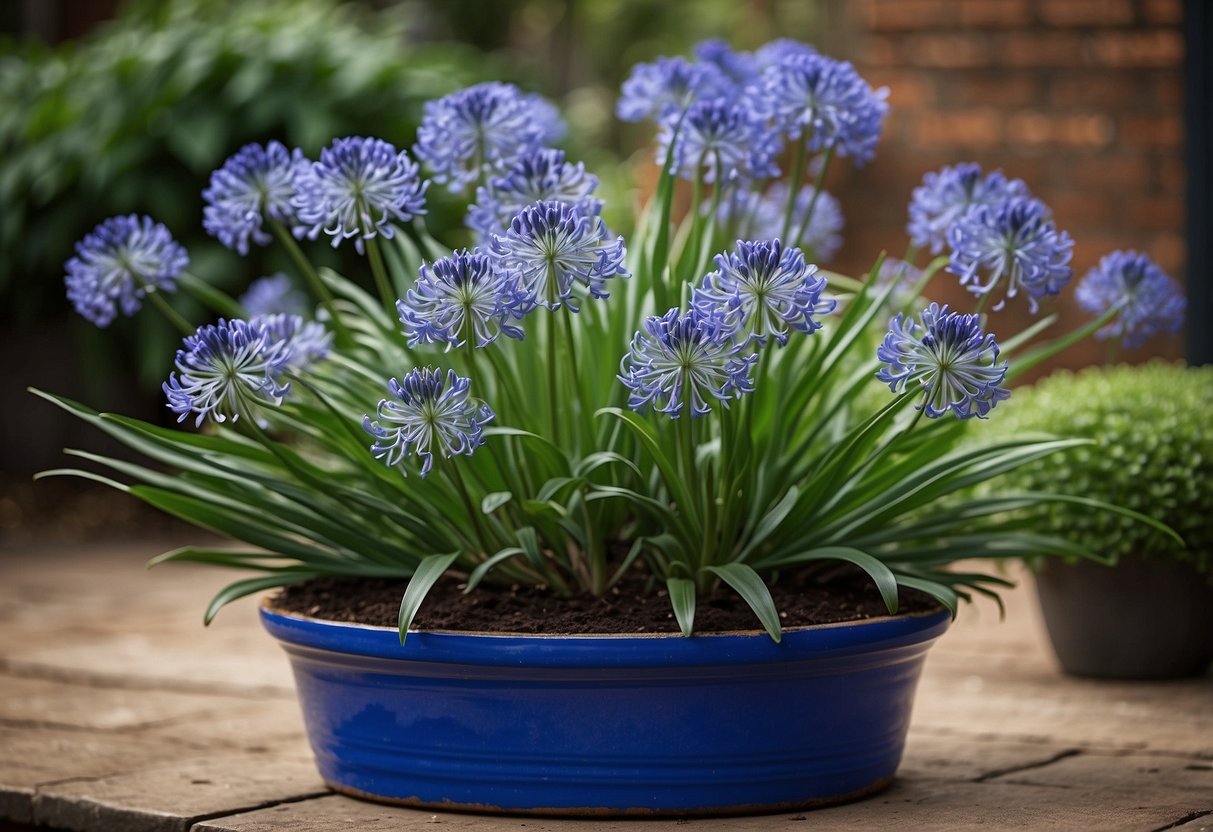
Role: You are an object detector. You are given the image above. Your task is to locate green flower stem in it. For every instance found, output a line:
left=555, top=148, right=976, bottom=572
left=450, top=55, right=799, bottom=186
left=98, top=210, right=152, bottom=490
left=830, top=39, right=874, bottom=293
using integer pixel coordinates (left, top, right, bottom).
left=177, top=272, right=246, bottom=319
left=792, top=145, right=834, bottom=249
left=463, top=333, right=479, bottom=386
left=561, top=306, right=587, bottom=450
left=973, top=289, right=992, bottom=316
left=677, top=412, right=699, bottom=557
left=650, top=116, right=685, bottom=310
left=268, top=221, right=352, bottom=343
left=545, top=310, right=561, bottom=446
left=682, top=151, right=708, bottom=280
left=363, top=235, right=397, bottom=318
left=482, top=346, right=528, bottom=421
left=780, top=135, right=809, bottom=243
left=1007, top=304, right=1122, bottom=381
left=131, top=274, right=194, bottom=336
left=902, top=241, right=920, bottom=269
left=444, top=460, right=492, bottom=557
left=692, top=166, right=724, bottom=279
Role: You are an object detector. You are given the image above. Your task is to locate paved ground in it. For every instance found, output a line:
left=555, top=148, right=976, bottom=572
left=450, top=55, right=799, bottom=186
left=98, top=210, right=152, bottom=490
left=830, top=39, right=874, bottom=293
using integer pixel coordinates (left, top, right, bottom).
left=0, top=539, right=1209, bottom=832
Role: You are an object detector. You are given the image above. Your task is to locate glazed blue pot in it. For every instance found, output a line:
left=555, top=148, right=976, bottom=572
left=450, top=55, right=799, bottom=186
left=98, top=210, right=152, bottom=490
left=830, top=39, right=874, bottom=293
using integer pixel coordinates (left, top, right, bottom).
left=260, top=602, right=950, bottom=816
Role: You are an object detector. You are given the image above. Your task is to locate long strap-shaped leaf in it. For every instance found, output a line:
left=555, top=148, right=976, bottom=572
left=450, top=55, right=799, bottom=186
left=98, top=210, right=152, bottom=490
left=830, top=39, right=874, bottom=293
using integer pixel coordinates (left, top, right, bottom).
left=398, top=552, right=461, bottom=645
left=703, top=563, right=782, bottom=642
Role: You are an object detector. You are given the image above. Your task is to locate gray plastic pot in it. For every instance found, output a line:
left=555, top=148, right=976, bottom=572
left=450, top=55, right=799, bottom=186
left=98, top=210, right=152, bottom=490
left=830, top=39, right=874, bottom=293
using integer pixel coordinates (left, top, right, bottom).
left=1034, top=556, right=1213, bottom=680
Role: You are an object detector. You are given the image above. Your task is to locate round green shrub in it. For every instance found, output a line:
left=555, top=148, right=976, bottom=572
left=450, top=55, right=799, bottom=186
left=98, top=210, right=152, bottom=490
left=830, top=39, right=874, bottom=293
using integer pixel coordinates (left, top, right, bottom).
left=1001, top=362, right=1213, bottom=574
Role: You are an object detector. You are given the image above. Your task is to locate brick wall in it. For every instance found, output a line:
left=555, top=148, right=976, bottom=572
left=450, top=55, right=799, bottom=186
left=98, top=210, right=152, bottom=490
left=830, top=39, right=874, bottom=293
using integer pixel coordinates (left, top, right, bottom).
left=829, top=0, right=1185, bottom=370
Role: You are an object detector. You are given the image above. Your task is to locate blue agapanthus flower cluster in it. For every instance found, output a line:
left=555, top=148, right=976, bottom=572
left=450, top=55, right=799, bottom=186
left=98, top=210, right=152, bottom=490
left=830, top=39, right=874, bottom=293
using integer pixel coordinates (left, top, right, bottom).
left=619, top=306, right=758, bottom=418
left=490, top=201, right=629, bottom=311
left=163, top=318, right=293, bottom=427
left=694, top=240, right=833, bottom=346
left=239, top=274, right=309, bottom=318
left=616, top=56, right=731, bottom=124
left=415, top=82, right=557, bottom=193
left=399, top=249, right=526, bottom=349
left=65, top=215, right=189, bottom=327
left=758, top=52, right=889, bottom=166
left=202, top=141, right=308, bottom=255
left=948, top=196, right=1074, bottom=312
left=659, top=98, right=782, bottom=184
left=363, top=368, right=494, bottom=478
left=294, top=137, right=427, bottom=253
left=255, top=313, right=332, bottom=371
left=877, top=303, right=1010, bottom=419
left=718, top=184, right=844, bottom=261
left=467, top=149, right=603, bottom=241
left=1075, top=250, right=1186, bottom=349
left=907, top=163, right=1029, bottom=255
left=694, top=39, right=760, bottom=87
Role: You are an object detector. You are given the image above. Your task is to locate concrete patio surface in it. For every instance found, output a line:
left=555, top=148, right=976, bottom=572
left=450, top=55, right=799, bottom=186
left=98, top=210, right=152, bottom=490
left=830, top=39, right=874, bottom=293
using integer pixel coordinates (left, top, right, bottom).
left=0, top=540, right=1209, bottom=831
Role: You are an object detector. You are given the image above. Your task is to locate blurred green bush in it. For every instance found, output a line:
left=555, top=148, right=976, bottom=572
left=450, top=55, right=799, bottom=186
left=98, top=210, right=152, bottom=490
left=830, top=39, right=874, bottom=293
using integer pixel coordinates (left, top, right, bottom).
left=0, top=0, right=496, bottom=331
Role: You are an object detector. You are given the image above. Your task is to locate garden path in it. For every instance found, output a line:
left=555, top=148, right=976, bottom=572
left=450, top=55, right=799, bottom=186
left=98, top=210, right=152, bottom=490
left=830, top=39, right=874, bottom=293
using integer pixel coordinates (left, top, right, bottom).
left=0, top=540, right=1209, bottom=831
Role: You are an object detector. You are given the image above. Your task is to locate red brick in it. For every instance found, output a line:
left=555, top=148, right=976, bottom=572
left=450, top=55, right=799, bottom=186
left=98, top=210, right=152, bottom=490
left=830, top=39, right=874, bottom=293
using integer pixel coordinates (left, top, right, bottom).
left=857, top=36, right=900, bottom=67
left=1049, top=74, right=1146, bottom=108
left=1068, top=156, right=1151, bottom=189
left=1141, top=0, right=1182, bottom=25
left=1091, top=30, right=1183, bottom=67
left=1048, top=193, right=1118, bottom=226
left=861, top=0, right=954, bottom=30
left=1038, top=0, right=1134, bottom=27
left=951, top=75, right=1039, bottom=107
left=999, top=32, right=1090, bottom=66
left=1006, top=111, right=1114, bottom=149
left=1157, top=157, right=1185, bottom=192
left=863, top=71, right=936, bottom=107
left=1150, top=232, right=1186, bottom=274
left=959, top=0, right=1033, bottom=27
left=904, top=34, right=992, bottom=67
left=1121, top=114, right=1184, bottom=147
left=912, top=109, right=1003, bottom=147
left=1128, top=196, right=1184, bottom=231
left=1154, top=72, right=1183, bottom=109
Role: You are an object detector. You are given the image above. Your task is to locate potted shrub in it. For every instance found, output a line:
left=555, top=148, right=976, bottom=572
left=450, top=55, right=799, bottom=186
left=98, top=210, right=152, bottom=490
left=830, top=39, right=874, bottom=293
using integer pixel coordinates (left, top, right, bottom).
left=35, top=39, right=1179, bottom=815
left=1002, top=361, right=1213, bottom=680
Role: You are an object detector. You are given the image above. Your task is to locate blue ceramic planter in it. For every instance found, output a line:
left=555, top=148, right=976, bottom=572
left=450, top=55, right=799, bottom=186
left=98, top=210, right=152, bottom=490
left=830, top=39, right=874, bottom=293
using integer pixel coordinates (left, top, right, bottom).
left=260, top=602, right=950, bottom=816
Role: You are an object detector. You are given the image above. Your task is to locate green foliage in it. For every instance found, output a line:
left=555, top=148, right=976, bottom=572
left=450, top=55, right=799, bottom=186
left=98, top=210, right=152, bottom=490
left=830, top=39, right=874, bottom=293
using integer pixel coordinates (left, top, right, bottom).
left=0, top=0, right=492, bottom=324
left=1000, top=362, right=1213, bottom=574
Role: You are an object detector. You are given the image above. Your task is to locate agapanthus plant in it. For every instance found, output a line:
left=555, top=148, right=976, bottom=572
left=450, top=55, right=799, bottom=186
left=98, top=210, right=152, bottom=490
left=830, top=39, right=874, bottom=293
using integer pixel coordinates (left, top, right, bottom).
left=42, top=38, right=1180, bottom=643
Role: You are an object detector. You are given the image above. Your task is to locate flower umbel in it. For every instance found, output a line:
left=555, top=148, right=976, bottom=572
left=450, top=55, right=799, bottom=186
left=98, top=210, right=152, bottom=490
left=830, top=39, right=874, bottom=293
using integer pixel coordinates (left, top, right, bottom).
left=293, top=137, right=427, bottom=253
left=163, top=318, right=292, bottom=427
left=203, top=141, right=308, bottom=255
left=1075, top=250, right=1186, bottom=349
left=695, top=240, right=834, bottom=346
left=414, top=83, right=555, bottom=192
left=759, top=52, right=889, bottom=165
left=239, top=274, right=309, bottom=318
left=877, top=303, right=1010, bottom=419
left=398, top=249, right=525, bottom=349
left=255, top=313, right=332, bottom=371
left=948, top=196, right=1073, bottom=313
left=907, top=163, right=1029, bottom=255
left=616, top=56, right=730, bottom=124
left=491, top=201, right=629, bottom=311
left=659, top=98, right=781, bottom=184
left=620, top=307, right=757, bottom=418
left=363, top=368, right=495, bottom=478
left=65, top=215, right=189, bottom=327
left=467, top=149, right=603, bottom=241
left=718, top=184, right=844, bottom=260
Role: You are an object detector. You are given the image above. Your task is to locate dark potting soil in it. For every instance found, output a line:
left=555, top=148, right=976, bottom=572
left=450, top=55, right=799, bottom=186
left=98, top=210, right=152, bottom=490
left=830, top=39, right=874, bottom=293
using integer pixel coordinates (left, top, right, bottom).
left=272, top=563, right=941, bottom=634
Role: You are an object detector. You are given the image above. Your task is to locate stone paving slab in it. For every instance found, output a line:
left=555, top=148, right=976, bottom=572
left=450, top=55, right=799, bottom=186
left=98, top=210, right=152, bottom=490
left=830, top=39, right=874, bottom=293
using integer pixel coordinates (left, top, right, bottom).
left=1, top=540, right=1210, bottom=831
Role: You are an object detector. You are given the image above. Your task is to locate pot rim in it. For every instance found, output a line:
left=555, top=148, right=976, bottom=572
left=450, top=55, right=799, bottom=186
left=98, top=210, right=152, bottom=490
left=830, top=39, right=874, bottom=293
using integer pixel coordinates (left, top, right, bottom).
left=259, top=597, right=951, bottom=668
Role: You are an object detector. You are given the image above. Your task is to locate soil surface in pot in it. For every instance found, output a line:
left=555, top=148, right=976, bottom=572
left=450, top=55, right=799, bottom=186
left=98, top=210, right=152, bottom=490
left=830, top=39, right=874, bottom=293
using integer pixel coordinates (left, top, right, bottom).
left=273, top=565, right=940, bottom=634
